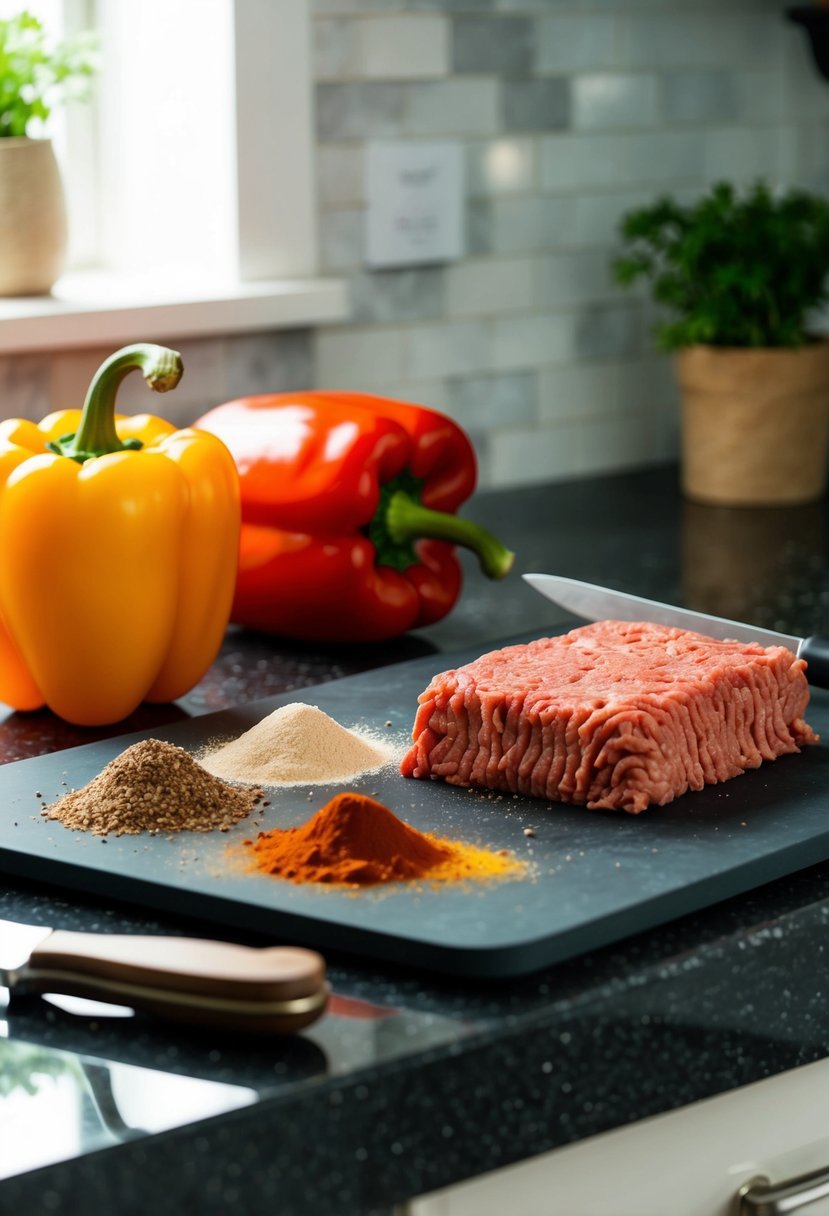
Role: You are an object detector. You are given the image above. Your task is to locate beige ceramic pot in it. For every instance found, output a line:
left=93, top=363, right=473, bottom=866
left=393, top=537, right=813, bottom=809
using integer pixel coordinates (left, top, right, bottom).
left=676, top=342, right=829, bottom=507
left=0, top=137, right=67, bottom=295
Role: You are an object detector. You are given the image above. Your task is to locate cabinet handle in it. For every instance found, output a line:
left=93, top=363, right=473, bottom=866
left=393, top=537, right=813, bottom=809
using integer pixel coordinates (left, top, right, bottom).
left=739, top=1165, right=829, bottom=1214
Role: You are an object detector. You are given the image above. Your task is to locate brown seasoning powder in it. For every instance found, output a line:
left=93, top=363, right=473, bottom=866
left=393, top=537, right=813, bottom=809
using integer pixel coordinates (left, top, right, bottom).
left=44, top=739, right=263, bottom=837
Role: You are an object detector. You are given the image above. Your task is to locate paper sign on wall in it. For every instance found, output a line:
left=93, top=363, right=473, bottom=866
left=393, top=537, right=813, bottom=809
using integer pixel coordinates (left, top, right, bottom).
left=366, top=142, right=464, bottom=269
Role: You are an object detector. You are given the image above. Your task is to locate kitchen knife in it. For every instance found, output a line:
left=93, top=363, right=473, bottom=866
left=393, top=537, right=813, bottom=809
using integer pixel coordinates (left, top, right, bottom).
left=522, top=573, right=829, bottom=689
left=0, top=918, right=329, bottom=1034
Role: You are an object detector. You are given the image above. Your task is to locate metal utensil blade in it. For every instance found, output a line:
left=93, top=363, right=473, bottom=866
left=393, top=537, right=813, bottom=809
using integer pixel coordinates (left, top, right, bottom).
left=522, top=573, right=803, bottom=653
left=0, top=919, right=52, bottom=979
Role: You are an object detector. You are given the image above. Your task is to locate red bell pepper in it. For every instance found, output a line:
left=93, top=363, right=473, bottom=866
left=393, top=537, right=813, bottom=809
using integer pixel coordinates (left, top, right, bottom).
left=195, top=391, right=514, bottom=642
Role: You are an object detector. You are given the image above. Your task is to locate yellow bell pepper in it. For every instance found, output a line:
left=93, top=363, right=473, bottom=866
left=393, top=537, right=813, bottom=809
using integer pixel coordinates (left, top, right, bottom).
left=0, top=343, right=240, bottom=726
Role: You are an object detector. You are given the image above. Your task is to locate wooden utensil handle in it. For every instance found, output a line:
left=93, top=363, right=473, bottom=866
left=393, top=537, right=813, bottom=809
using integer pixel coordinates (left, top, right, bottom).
left=15, top=930, right=328, bottom=1033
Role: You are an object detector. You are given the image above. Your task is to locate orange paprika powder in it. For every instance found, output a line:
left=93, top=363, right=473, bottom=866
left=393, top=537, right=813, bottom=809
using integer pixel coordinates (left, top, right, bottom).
left=243, top=791, right=524, bottom=887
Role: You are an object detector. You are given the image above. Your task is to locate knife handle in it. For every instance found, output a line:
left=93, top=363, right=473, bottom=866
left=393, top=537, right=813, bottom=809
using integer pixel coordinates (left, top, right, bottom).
left=12, top=931, right=329, bottom=1035
left=801, top=637, right=829, bottom=690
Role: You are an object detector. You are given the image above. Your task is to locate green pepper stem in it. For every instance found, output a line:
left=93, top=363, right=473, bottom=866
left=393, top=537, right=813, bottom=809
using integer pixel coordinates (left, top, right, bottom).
left=385, top=489, right=514, bottom=580
left=50, top=343, right=183, bottom=463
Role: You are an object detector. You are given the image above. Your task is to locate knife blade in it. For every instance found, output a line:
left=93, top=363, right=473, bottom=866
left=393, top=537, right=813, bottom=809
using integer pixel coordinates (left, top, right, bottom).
left=0, top=918, right=329, bottom=1034
left=522, top=573, right=829, bottom=689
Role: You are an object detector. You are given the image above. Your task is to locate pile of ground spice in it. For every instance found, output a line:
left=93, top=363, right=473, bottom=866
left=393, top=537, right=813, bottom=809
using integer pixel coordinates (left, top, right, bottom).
left=242, top=791, right=526, bottom=887
left=200, top=703, right=394, bottom=786
left=44, top=739, right=263, bottom=837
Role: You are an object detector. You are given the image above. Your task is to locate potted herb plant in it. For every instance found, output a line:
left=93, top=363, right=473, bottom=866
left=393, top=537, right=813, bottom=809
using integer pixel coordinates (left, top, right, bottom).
left=614, top=181, right=829, bottom=506
left=0, top=10, right=96, bottom=295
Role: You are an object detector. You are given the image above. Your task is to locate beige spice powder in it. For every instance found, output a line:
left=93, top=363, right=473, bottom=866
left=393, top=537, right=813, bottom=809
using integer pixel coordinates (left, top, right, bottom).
left=200, top=702, right=395, bottom=786
left=44, top=738, right=263, bottom=837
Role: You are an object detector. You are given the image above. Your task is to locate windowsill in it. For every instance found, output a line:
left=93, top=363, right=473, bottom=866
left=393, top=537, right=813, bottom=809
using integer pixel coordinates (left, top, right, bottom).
left=0, top=271, right=350, bottom=354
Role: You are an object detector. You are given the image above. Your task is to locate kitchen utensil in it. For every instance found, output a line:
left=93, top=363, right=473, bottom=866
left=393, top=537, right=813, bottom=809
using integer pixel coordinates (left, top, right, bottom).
left=522, top=573, right=829, bottom=687
left=0, top=918, right=328, bottom=1033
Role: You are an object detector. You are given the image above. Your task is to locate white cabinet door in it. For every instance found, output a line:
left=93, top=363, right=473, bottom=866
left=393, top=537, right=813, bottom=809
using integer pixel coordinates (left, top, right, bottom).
left=409, top=1058, right=829, bottom=1216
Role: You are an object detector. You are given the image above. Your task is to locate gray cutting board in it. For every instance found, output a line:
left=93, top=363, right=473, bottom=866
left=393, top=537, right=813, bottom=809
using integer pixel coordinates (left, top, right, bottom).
left=1, top=634, right=829, bottom=979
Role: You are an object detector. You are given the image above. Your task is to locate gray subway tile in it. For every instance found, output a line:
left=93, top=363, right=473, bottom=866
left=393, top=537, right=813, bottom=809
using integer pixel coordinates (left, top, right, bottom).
left=223, top=332, right=313, bottom=398
left=502, top=78, right=570, bottom=133
left=319, top=209, right=365, bottom=273
left=316, top=145, right=365, bottom=208
left=660, top=70, right=738, bottom=125
left=623, top=129, right=707, bottom=184
left=574, top=303, right=644, bottom=361
left=313, top=18, right=358, bottom=80
left=486, top=195, right=579, bottom=254
left=313, top=0, right=406, bottom=11
left=488, top=421, right=585, bottom=489
left=572, top=73, right=658, bottom=130
left=315, top=82, right=406, bottom=140
left=538, top=361, right=624, bottom=424
left=495, top=0, right=571, bottom=10
left=493, top=312, right=579, bottom=370
left=540, top=133, right=625, bottom=192
left=537, top=16, right=620, bottom=74
left=448, top=370, right=537, bottom=430
left=405, top=319, right=492, bottom=379
left=619, top=15, right=749, bottom=70
left=347, top=267, right=447, bottom=324
left=406, top=79, right=499, bottom=136
left=790, top=120, right=829, bottom=190
left=538, top=249, right=617, bottom=308
left=447, top=257, right=534, bottom=317
left=576, top=190, right=654, bottom=248
left=314, top=325, right=406, bottom=390
left=469, top=198, right=521, bottom=257
left=466, top=138, right=536, bottom=196
left=409, top=0, right=496, bottom=11
left=451, top=17, right=534, bottom=75
left=360, top=15, right=450, bottom=80
left=732, top=70, right=784, bottom=125
left=466, top=199, right=494, bottom=255
left=702, top=126, right=773, bottom=184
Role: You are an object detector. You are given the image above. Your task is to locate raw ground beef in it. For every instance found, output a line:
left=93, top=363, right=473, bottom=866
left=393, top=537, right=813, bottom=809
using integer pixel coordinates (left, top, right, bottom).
left=400, top=620, right=819, bottom=813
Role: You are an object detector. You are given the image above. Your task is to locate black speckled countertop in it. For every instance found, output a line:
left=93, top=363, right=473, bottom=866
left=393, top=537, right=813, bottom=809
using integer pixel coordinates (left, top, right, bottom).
left=3, top=464, right=829, bottom=1215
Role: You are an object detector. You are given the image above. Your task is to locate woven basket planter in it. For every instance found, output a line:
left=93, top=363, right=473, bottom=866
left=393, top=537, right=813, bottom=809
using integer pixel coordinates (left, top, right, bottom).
left=676, top=342, right=829, bottom=506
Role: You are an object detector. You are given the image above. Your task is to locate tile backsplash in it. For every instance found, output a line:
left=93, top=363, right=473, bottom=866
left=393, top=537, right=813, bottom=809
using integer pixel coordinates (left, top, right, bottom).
left=7, top=0, right=829, bottom=490
left=308, top=0, right=829, bottom=487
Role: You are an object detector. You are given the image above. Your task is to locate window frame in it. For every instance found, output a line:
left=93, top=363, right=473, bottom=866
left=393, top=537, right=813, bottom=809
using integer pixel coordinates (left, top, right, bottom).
left=0, top=0, right=347, bottom=354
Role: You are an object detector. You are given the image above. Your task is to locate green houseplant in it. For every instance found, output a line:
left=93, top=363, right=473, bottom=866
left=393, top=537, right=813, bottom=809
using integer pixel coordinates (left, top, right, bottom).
left=0, top=10, right=96, bottom=295
left=614, top=181, right=829, bottom=506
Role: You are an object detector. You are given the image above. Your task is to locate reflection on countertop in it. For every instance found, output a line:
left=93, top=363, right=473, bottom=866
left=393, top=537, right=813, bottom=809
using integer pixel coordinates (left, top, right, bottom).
left=681, top=497, right=828, bottom=630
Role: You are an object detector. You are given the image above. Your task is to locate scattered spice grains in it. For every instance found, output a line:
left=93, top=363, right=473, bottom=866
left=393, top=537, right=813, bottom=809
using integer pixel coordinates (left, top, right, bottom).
left=200, top=703, right=395, bottom=787
left=44, top=739, right=263, bottom=837
left=242, top=790, right=527, bottom=888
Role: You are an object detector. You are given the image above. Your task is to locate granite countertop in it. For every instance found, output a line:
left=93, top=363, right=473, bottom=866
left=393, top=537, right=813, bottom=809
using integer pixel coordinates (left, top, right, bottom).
left=3, top=464, right=829, bottom=1215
